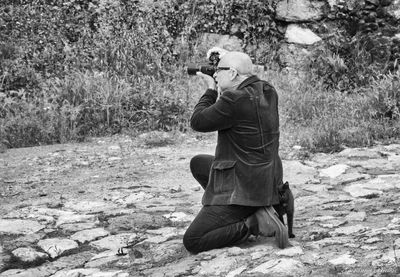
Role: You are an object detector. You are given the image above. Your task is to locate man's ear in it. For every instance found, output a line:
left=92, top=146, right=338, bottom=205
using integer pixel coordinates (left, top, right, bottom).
left=229, top=68, right=238, bottom=81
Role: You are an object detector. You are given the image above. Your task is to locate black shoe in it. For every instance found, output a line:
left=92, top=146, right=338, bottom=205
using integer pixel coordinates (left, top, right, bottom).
left=255, top=206, right=289, bottom=249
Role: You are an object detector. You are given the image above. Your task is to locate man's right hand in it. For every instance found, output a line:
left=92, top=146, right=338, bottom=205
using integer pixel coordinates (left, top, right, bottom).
left=196, top=72, right=217, bottom=91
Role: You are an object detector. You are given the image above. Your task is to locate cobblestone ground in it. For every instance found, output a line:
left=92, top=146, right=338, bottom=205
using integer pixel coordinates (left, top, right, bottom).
left=0, top=132, right=400, bottom=277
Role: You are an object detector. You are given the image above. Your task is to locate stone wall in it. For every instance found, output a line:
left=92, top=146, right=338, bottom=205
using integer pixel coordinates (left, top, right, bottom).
left=206, top=0, right=400, bottom=75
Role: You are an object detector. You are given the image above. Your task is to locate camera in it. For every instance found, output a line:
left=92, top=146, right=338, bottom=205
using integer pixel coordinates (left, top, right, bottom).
left=187, top=51, right=220, bottom=77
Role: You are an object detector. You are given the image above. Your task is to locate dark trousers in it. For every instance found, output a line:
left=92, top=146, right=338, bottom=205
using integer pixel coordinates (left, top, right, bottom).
left=183, top=154, right=258, bottom=254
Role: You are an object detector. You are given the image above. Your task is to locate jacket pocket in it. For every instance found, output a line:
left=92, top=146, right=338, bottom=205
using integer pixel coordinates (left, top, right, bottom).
left=212, top=160, right=236, bottom=193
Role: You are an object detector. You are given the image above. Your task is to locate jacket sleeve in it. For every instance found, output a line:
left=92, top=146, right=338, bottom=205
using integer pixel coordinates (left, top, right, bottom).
left=190, top=89, right=235, bottom=132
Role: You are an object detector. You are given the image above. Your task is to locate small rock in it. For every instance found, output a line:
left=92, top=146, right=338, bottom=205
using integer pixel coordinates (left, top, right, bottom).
left=11, top=247, right=48, bottom=263
left=329, top=254, right=357, bottom=265
left=285, top=24, right=322, bottom=45
left=37, top=238, right=79, bottom=258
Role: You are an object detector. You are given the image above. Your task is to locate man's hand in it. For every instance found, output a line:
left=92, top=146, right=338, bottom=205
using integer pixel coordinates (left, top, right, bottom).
left=196, top=72, right=217, bottom=90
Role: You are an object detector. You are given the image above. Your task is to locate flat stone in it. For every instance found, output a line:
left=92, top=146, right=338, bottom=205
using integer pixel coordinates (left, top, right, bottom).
left=332, top=224, right=369, bottom=236
left=37, top=238, right=79, bottom=258
left=51, top=268, right=100, bottom=277
left=117, top=192, right=155, bottom=206
left=11, top=247, right=48, bottom=263
left=345, top=212, right=367, bottom=222
left=249, top=258, right=304, bottom=275
left=3, top=207, right=63, bottom=225
left=372, top=209, right=396, bottom=215
left=163, top=212, right=194, bottom=222
left=391, top=217, right=400, bottom=224
left=301, top=184, right=330, bottom=193
left=89, top=233, right=138, bottom=251
left=70, top=228, right=109, bottom=244
left=226, top=266, right=247, bottom=277
left=344, top=175, right=400, bottom=198
left=372, top=248, right=400, bottom=266
left=307, top=237, right=353, bottom=249
left=91, top=271, right=129, bottom=277
left=55, top=214, right=98, bottom=227
left=142, top=239, right=185, bottom=264
left=197, top=255, right=246, bottom=276
left=248, top=244, right=274, bottom=260
left=295, top=194, right=330, bottom=212
left=344, top=183, right=383, bottom=198
left=320, top=164, right=349, bottom=178
left=0, top=219, right=44, bottom=235
left=52, top=268, right=129, bottom=277
left=282, top=160, right=317, bottom=186
left=276, top=246, right=304, bottom=257
left=319, top=219, right=347, bottom=228
left=365, top=237, right=382, bottom=244
left=85, top=250, right=123, bottom=268
left=143, top=205, right=176, bottom=213
left=312, top=216, right=337, bottom=222
left=59, top=222, right=98, bottom=232
left=346, top=159, right=398, bottom=174
left=141, top=257, right=197, bottom=277
left=108, top=212, right=171, bottom=232
left=51, top=251, right=94, bottom=270
left=329, top=254, right=357, bottom=265
left=330, top=172, right=369, bottom=186
left=0, top=266, right=56, bottom=277
left=285, top=24, right=322, bottom=45
left=63, top=200, right=119, bottom=213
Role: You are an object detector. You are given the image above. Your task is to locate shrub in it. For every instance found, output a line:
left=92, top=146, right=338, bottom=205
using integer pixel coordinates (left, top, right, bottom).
left=263, top=67, right=400, bottom=153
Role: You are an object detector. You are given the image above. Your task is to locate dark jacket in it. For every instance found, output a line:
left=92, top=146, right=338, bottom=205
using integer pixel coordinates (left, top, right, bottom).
left=191, top=75, right=282, bottom=206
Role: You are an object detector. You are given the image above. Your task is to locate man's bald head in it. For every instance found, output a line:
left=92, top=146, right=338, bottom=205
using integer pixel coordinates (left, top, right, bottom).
left=218, top=51, right=253, bottom=76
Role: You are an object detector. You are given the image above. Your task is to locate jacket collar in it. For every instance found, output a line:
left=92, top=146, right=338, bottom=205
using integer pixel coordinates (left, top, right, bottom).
left=237, top=75, right=260, bottom=90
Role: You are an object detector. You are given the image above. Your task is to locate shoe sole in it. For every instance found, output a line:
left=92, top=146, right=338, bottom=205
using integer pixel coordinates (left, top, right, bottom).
left=258, top=206, right=289, bottom=249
